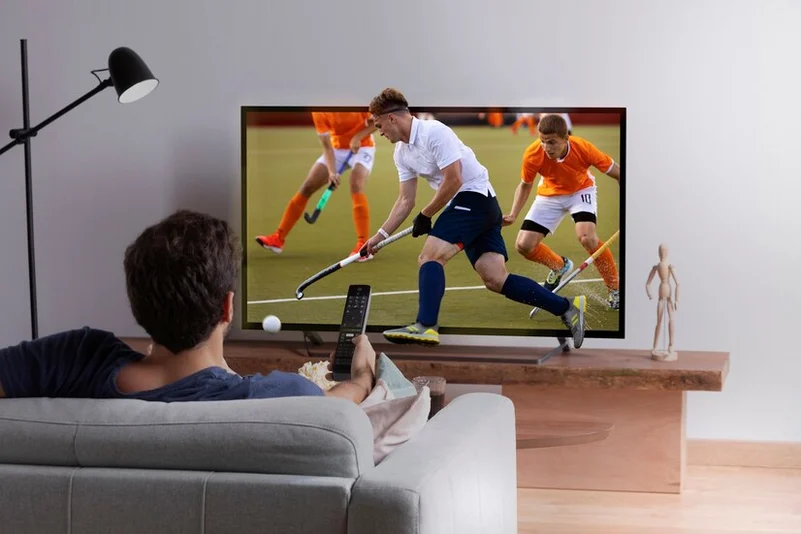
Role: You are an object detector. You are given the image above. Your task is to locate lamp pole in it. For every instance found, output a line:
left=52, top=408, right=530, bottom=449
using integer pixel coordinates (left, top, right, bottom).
left=1, top=39, right=157, bottom=340
left=5, top=39, right=41, bottom=340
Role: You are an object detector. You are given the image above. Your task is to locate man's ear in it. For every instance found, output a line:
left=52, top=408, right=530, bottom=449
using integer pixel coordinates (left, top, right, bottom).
left=223, top=291, right=235, bottom=323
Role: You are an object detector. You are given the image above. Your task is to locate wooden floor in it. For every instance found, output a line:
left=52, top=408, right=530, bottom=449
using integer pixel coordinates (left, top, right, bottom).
left=518, top=466, right=801, bottom=533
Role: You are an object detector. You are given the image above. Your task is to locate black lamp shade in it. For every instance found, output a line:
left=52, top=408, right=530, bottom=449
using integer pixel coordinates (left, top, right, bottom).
left=108, top=47, right=158, bottom=104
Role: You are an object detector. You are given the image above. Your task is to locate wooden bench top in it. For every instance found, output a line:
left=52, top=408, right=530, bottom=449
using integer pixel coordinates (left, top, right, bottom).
left=121, top=338, right=729, bottom=392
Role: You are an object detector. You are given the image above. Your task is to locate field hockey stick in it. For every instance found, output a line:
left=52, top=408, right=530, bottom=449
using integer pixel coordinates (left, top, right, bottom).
left=529, top=229, right=620, bottom=318
left=304, top=151, right=354, bottom=224
left=295, top=226, right=414, bottom=299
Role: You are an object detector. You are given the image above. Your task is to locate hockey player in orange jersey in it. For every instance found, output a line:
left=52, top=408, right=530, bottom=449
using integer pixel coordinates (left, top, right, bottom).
left=503, top=114, right=621, bottom=310
left=255, top=111, right=377, bottom=260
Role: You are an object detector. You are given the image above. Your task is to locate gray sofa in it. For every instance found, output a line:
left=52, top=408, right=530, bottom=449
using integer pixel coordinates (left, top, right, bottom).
left=0, top=391, right=517, bottom=534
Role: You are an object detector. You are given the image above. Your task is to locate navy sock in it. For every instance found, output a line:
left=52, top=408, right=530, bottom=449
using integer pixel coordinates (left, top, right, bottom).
left=416, top=261, right=445, bottom=327
left=500, top=274, right=570, bottom=316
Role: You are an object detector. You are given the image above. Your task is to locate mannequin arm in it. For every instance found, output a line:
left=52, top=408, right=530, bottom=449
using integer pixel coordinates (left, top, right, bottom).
left=645, top=265, right=657, bottom=299
left=669, top=265, right=679, bottom=309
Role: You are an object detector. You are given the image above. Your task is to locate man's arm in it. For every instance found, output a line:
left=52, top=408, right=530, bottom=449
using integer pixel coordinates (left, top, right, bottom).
left=318, top=134, right=339, bottom=187
left=381, top=179, right=418, bottom=233
left=361, top=147, right=420, bottom=255
left=325, top=335, right=376, bottom=403
left=0, top=327, right=135, bottom=398
left=350, top=117, right=377, bottom=153
left=605, top=161, right=621, bottom=183
left=362, top=179, right=418, bottom=256
left=505, top=180, right=534, bottom=224
left=586, top=140, right=620, bottom=184
left=311, top=113, right=338, bottom=180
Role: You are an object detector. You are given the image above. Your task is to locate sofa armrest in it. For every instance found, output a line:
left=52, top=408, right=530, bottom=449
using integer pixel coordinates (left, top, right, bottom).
left=347, top=392, right=517, bottom=534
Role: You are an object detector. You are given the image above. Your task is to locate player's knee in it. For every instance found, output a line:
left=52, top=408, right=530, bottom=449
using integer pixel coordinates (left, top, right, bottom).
left=299, top=182, right=319, bottom=197
left=349, top=179, right=365, bottom=194
left=514, top=238, right=533, bottom=256
left=479, top=271, right=506, bottom=293
left=483, top=276, right=505, bottom=293
left=418, top=255, right=445, bottom=268
left=578, top=234, right=599, bottom=250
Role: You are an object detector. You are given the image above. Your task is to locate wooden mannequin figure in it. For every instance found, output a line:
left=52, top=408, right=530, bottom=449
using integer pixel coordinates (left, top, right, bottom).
left=646, top=243, right=680, bottom=361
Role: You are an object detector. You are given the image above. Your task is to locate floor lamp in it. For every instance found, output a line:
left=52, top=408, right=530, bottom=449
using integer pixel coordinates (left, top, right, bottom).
left=0, top=39, right=159, bottom=340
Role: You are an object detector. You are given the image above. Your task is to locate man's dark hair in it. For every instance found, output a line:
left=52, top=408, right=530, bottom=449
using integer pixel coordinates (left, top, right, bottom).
left=537, top=114, right=569, bottom=138
left=368, top=87, right=410, bottom=116
left=123, top=209, right=242, bottom=354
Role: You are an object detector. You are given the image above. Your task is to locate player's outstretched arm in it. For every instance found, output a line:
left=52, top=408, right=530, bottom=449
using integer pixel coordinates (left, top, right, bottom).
left=605, top=162, right=621, bottom=183
left=325, top=335, right=376, bottom=403
left=504, top=180, right=534, bottom=225
left=350, top=117, right=377, bottom=153
left=364, top=179, right=417, bottom=255
left=317, top=134, right=340, bottom=187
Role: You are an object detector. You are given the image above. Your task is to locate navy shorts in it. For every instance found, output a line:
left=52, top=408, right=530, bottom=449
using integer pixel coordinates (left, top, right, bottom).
left=429, top=191, right=509, bottom=267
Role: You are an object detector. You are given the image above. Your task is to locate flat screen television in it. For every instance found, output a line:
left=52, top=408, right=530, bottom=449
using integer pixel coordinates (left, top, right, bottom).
left=241, top=106, right=625, bottom=342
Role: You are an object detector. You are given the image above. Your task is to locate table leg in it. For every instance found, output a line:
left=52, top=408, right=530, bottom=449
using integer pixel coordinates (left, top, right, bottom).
left=503, top=385, right=686, bottom=494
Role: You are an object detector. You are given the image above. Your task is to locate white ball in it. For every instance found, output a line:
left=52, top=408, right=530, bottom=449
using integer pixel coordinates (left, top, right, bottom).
left=262, top=315, right=281, bottom=334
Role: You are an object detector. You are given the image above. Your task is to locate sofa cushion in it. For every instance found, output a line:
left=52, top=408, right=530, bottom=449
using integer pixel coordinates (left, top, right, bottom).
left=376, top=353, right=417, bottom=398
left=359, top=380, right=431, bottom=464
left=0, top=396, right=375, bottom=478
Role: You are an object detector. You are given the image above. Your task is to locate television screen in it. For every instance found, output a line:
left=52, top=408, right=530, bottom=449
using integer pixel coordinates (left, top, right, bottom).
left=241, top=106, right=625, bottom=340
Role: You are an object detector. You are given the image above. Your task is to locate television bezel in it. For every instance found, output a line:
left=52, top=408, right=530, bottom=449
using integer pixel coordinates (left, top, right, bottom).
left=240, top=105, right=626, bottom=340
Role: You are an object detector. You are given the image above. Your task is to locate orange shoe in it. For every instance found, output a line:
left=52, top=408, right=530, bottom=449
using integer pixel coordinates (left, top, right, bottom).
left=255, top=232, right=284, bottom=254
left=351, top=241, right=373, bottom=262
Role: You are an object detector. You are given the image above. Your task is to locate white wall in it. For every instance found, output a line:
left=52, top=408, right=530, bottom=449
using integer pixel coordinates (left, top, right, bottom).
left=1, top=0, right=799, bottom=442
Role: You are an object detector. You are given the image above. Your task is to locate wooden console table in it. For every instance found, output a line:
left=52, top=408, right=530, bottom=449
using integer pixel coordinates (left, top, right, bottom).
left=121, top=337, right=728, bottom=494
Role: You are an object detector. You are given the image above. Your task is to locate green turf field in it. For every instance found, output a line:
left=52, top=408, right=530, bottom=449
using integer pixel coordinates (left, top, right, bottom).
left=243, top=121, right=621, bottom=336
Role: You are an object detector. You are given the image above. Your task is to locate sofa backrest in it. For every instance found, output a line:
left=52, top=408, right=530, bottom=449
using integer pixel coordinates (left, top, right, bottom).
left=0, top=396, right=375, bottom=478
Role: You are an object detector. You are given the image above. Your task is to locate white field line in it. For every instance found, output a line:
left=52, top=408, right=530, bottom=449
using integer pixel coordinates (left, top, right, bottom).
left=247, top=277, right=603, bottom=305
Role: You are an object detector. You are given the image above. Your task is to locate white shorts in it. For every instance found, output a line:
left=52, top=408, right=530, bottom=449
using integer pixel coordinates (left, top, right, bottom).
left=315, top=147, right=376, bottom=174
left=524, top=185, right=598, bottom=234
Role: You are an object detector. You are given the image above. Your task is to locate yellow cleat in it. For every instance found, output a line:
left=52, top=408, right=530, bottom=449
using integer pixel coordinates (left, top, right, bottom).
left=383, top=323, right=440, bottom=345
left=561, top=295, right=586, bottom=348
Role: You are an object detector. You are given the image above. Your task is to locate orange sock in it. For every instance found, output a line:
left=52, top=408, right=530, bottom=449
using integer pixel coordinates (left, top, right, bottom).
left=276, top=192, right=309, bottom=239
left=588, top=239, right=619, bottom=290
left=351, top=192, right=370, bottom=242
left=525, top=243, right=564, bottom=271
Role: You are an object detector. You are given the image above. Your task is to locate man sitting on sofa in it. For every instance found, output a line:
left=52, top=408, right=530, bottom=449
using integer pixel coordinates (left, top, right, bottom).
left=0, top=209, right=376, bottom=403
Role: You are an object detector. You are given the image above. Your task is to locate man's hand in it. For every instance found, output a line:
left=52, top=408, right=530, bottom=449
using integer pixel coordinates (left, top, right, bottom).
left=361, top=232, right=385, bottom=257
left=502, top=214, right=516, bottom=227
left=412, top=212, right=432, bottom=237
left=328, top=172, right=341, bottom=189
left=350, top=137, right=362, bottom=153
left=324, top=334, right=376, bottom=403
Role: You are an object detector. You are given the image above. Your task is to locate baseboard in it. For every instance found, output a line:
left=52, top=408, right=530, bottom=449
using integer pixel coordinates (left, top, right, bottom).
left=688, top=439, right=801, bottom=469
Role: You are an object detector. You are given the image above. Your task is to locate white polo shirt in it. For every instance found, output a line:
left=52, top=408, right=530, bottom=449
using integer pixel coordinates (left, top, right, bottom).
left=393, top=117, right=496, bottom=197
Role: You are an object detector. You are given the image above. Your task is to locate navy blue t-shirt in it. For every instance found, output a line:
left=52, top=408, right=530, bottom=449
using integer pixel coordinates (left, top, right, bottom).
left=0, top=327, right=324, bottom=401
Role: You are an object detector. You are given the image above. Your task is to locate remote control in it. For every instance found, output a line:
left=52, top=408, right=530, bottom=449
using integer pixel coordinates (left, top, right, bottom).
left=332, top=284, right=372, bottom=381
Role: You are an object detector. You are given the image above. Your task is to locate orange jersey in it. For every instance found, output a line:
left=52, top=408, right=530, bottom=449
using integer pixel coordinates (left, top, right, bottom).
left=311, top=112, right=375, bottom=150
left=521, top=136, right=614, bottom=196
